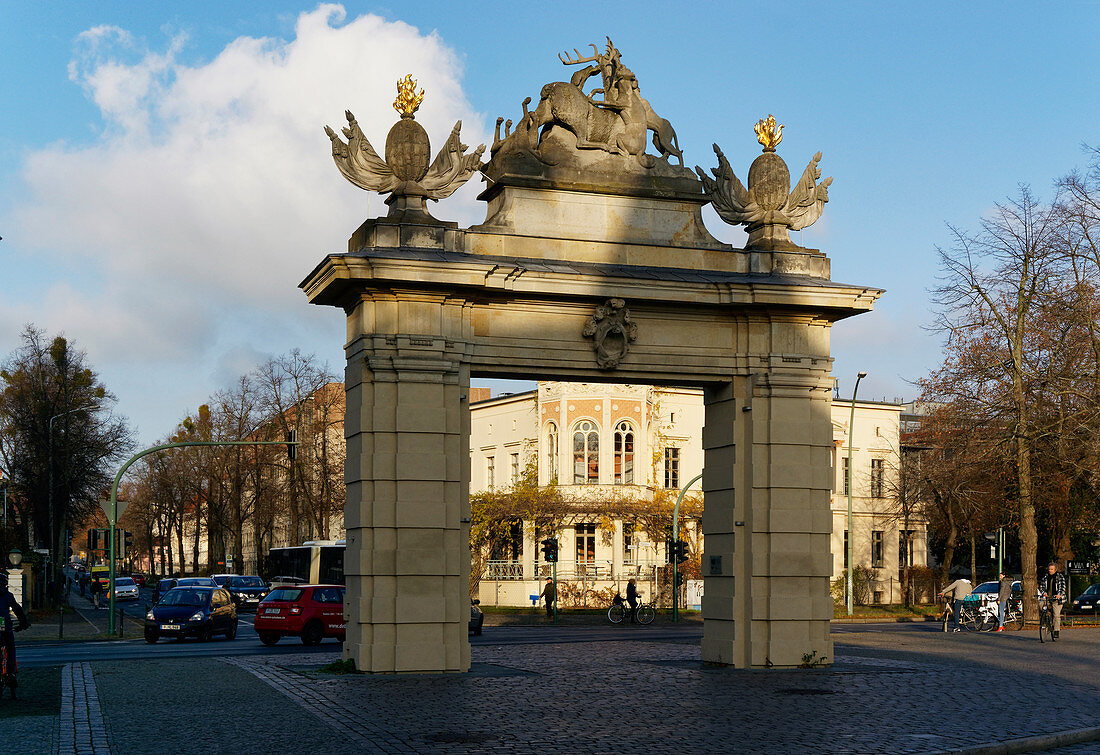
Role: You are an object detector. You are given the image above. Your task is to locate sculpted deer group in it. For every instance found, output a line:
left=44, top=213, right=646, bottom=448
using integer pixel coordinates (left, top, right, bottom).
left=492, top=38, right=682, bottom=168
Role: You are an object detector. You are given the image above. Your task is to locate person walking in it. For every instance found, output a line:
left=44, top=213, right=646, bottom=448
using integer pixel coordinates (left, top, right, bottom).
left=90, top=576, right=103, bottom=609
left=539, top=577, right=556, bottom=618
left=626, top=578, right=639, bottom=624
left=0, top=573, right=30, bottom=699
left=995, top=571, right=1014, bottom=632
left=1038, top=561, right=1067, bottom=640
left=79, top=572, right=87, bottom=597
left=938, top=577, right=972, bottom=632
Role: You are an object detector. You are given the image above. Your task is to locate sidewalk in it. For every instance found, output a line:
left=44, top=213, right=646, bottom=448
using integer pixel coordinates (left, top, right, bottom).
left=18, top=591, right=145, bottom=643
left=5, top=624, right=1094, bottom=754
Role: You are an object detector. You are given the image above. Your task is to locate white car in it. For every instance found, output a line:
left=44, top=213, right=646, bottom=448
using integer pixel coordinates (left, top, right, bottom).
left=112, top=577, right=140, bottom=601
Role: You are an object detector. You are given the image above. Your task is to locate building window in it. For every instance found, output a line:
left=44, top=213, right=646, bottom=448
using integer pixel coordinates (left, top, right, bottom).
left=490, top=521, right=522, bottom=561
left=870, top=458, right=885, bottom=498
left=899, top=530, right=916, bottom=574
left=546, top=422, right=558, bottom=483
left=573, top=421, right=599, bottom=484
left=614, top=421, right=635, bottom=485
left=510, top=452, right=520, bottom=485
left=843, top=530, right=849, bottom=570
left=842, top=457, right=850, bottom=496
left=623, top=523, right=636, bottom=565
left=664, top=447, right=680, bottom=489
left=871, top=530, right=884, bottom=568
left=486, top=456, right=495, bottom=490
left=575, top=523, right=596, bottom=566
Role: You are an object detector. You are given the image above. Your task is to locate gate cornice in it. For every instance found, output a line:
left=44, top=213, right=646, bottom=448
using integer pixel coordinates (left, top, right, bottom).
left=301, top=249, right=882, bottom=318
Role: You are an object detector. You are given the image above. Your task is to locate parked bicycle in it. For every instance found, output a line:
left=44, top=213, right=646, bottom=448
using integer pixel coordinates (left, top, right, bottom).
left=608, top=593, right=655, bottom=625
left=1038, top=593, right=1058, bottom=643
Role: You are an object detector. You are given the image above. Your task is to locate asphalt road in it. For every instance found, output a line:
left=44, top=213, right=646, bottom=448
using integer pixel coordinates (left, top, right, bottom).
left=19, top=614, right=961, bottom=668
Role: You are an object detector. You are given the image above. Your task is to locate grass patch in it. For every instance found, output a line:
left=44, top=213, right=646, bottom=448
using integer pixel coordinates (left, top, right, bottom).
left=318, top=658, right=358, bottom=675
left=0, top=665, right=62, bottom=719
left=833, top=604, right=940, bottom=620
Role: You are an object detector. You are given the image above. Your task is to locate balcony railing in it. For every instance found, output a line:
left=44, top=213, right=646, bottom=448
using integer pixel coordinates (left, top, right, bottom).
left=484, top=560, right=524, bottom=580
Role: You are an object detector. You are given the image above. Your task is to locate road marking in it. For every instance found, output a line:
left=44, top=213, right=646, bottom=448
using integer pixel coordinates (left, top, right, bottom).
left=59, top=662, right=110, bottom=754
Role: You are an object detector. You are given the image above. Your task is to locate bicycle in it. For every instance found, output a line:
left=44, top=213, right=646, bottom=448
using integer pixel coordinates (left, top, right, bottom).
left=1038, top=593, right=1059, bottom=643
left=1001, top=596, right=1025, bottom=631
left=957, top=601, right=998, bottom=632
left=608, top=594, right=655, bottom=625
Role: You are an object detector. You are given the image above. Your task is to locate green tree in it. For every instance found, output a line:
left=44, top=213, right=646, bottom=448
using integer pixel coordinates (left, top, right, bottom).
left=0, top=326, right=131, bottom=602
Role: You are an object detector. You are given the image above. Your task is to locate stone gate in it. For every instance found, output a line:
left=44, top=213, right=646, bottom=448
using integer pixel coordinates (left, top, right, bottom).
left=302, top=47, right=880, bottom=672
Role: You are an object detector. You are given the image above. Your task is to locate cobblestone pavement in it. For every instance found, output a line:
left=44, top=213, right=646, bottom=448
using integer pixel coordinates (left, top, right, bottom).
left=217, top=626, right=1100, bottom=754
left=58, top=662, right=108, bottom=754
left=3, top=624, right=1085, bottom=754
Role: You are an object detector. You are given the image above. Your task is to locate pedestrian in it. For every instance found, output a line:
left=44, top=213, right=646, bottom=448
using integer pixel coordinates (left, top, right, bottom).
left=1038, top=561, right=1067, bottom=640
left=0, top=572, right=30, bottom=699
left=995, top=571, right=1014, bottom=632
left=539, top=577, right=556, bottom=618
left=79, top=573, right=87, bottom=597
left=90, top=576, right=102, bottom=609
left=938, top=577, right=972, bottom=632
left=626, top=578, right=639, bottom=624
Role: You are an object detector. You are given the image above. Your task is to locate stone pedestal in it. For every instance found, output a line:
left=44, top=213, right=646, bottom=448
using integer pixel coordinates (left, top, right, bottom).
left=701, top=370, right=834, bottom=667
left=341, top=299, right=472, bottom=673
left=7, top=568, right=24, bottom=609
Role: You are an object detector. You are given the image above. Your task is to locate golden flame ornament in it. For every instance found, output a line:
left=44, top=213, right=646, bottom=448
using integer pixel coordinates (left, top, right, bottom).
left=754, top=114, right=784, bottom=152
left=393, top=74, right=425, bottom=118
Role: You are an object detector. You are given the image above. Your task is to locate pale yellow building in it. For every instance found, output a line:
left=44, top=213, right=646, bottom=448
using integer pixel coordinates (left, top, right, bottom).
left=471, top=383, right=926, bottom=606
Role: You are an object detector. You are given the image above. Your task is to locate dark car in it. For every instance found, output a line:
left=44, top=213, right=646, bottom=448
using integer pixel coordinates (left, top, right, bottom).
left=177, top=577, right=219, bottom=588
left=253, top=585, right=345, bottom=646
left=1068, top=583, right=1100, bottom=615
left=470, top=599, right=483, bottom=635
left=144, top=587, right=238, bottom=643
left=225, top=576, right=268, bottom=610
left=153, top=578, right=178, bottom=604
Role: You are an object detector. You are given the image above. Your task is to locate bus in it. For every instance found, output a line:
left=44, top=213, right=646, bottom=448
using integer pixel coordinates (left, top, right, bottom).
left=264, top=540, right=345, bottom=586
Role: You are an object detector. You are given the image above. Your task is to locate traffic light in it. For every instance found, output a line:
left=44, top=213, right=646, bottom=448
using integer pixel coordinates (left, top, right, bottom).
left=88, top=528, right=99, bottom=551
left=540, top=537, right=559, bottom=563
left=673, top=539, right=689, bottom=564
left=675, top=572, right=685, bottom=587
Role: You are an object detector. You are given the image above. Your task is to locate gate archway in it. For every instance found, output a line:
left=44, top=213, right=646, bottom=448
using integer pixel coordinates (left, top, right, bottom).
left=303, top=48, right=879, bottom=672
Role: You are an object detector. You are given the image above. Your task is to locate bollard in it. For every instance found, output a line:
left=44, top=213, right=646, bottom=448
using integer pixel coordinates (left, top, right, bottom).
left=59, top=600, right=65, bottom=640
left=118, top=607, right=124, bottom=638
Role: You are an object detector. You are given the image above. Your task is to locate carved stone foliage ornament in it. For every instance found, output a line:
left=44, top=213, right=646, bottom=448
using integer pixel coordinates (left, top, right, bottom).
left=582, top=298, right=638, bottom=369
left=324, top=75, right=485, bottom=223
left=696, top=114, right=832, bottom=252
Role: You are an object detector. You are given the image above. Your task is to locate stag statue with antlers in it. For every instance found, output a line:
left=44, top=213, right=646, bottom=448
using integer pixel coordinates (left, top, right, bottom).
left=489, top=38, right=682, bottom=170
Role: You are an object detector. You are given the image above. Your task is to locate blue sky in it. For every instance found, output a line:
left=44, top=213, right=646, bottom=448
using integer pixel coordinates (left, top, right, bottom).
left=2, top=2, right=1098, bottom=443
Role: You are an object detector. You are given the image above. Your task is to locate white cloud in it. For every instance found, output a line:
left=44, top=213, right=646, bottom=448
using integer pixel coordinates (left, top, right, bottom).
left=3, top=5, right=491, bottom=438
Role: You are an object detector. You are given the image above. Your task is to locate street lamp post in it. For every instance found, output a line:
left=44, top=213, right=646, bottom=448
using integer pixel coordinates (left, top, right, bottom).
left=846, top=371, right=867, bottom=617
left=672, top=472, right=703, bottom=623
left=49, top=404, right=99, bottom=603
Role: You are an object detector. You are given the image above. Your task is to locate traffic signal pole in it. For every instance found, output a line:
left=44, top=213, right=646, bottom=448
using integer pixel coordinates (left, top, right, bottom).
left=106, top=439, right=296, bottom=636
left=672, top=473, right=703, bottom=623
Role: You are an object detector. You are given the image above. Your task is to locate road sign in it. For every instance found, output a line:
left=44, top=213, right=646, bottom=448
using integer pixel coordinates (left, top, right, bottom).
left=99, top=497, right=129, bottom=525
left=1066, top=561, right=1093, bottom=574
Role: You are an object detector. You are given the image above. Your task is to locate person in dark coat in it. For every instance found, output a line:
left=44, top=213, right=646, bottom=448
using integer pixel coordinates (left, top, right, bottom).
left=626, top=578, right=639, bottom=624
left=995, top=571, right=1014, bottom=632
left=0, top=572, right=30, bottom=699
left=539, top=577, right=556, bottom=618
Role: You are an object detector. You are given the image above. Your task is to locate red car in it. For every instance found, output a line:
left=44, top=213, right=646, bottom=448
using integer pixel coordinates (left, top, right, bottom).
left=130, top=573, right=147, bottom=587
left=254, top=584, right=345, bottom=646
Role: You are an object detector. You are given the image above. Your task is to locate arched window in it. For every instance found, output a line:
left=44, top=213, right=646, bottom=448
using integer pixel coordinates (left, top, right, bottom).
left=546, top=422, right=559, bottom=483
left=614, top=421, right=635, bottom=485
left=573, top=421, right=599, bottom=484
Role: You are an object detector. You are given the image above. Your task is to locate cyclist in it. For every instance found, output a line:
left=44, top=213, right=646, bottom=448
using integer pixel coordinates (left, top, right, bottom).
left=995, top=571, right=1014, bottom=632
left=938, top=577, right=972, bottom=632
left=1, top=573, right=30, bottom=699
left=1038, top=561, right=1067, bottom=640
left=626, top=578, right=639, bottom=624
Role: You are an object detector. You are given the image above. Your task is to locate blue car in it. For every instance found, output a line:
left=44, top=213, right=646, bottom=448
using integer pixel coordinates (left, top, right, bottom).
left=144, top=586, right=238, bottom=643
left=1069, top=583, right=1100, bottom=615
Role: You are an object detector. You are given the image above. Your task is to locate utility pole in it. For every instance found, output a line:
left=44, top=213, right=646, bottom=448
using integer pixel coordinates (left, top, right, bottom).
left=846, top=372, right=867, bottom=617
